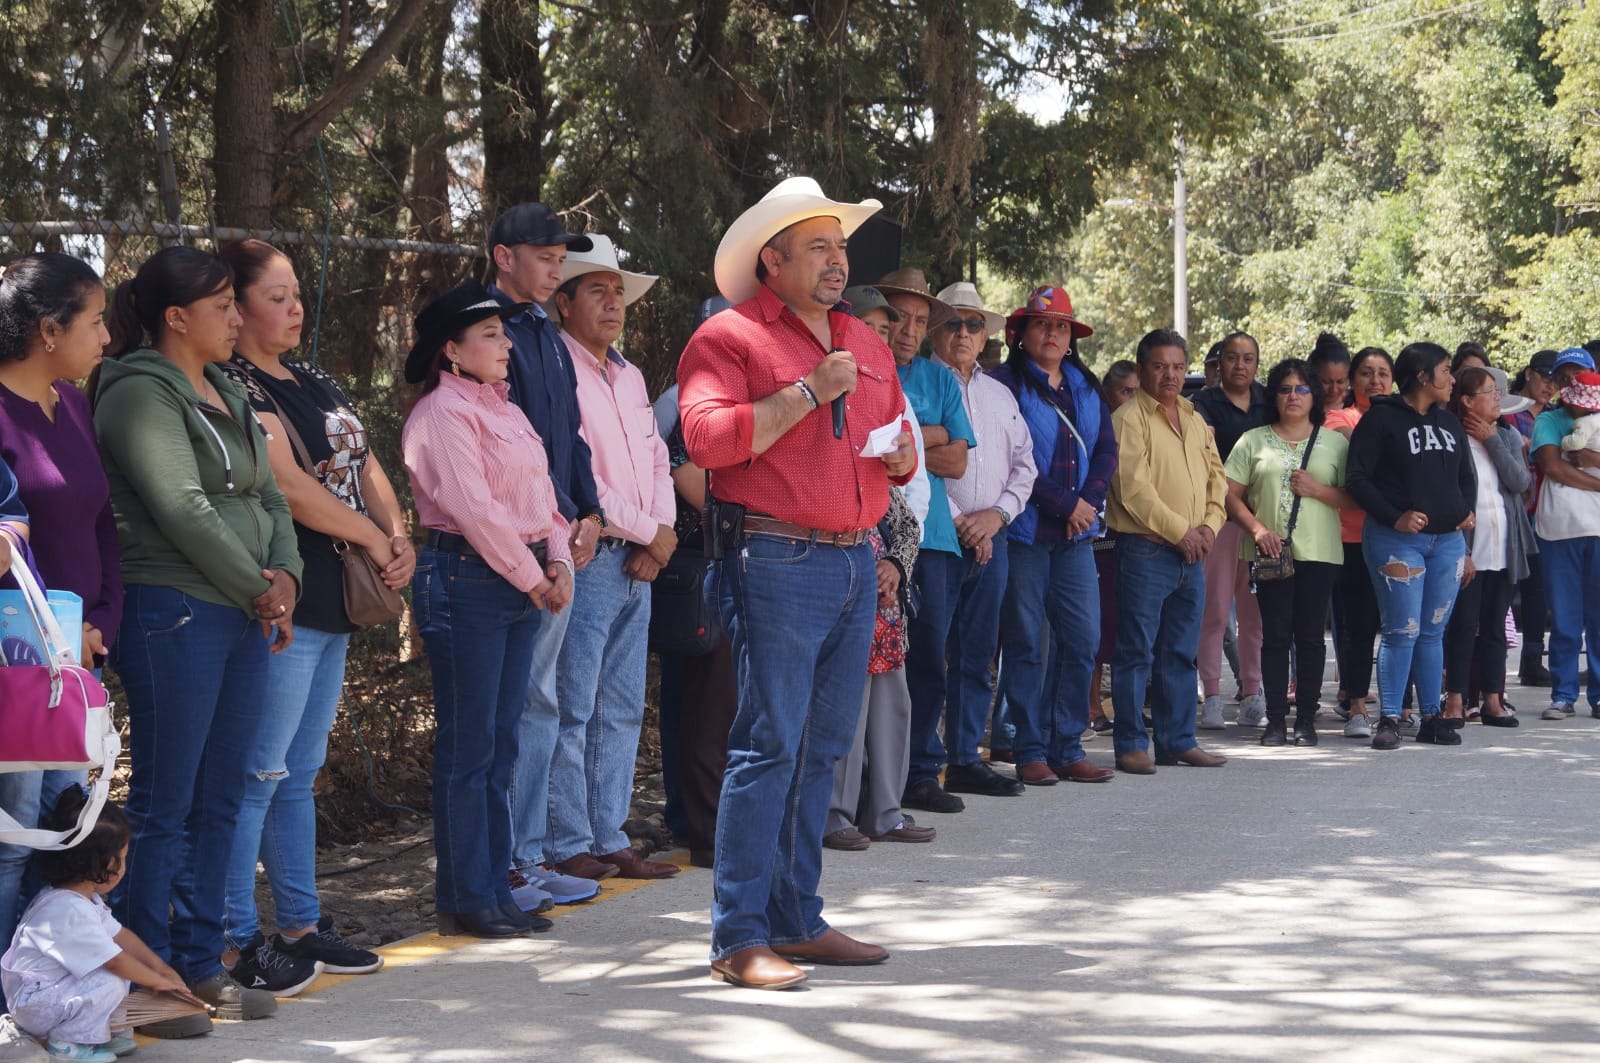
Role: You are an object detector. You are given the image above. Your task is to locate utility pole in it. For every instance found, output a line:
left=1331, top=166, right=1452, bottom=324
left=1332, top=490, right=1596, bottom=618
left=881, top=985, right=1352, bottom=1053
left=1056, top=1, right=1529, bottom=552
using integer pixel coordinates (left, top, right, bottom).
left=1173, top=137, right=1188, bottom=340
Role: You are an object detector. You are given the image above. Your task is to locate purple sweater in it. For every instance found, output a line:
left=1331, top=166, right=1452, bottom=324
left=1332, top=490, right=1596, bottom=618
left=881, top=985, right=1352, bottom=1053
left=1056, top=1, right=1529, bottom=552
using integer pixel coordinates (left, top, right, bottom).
left=0, top=381, right=124, bottom=647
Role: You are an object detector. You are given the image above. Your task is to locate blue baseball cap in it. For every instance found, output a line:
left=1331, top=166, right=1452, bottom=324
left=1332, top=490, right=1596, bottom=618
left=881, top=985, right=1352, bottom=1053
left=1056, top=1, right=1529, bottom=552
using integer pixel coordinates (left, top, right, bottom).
left=1553, top=347, right=1596, bottom=372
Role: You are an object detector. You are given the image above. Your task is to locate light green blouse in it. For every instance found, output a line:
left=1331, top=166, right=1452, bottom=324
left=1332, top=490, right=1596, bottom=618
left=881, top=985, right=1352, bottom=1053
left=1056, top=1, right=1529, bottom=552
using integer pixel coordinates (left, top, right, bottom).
left=1223, top=424, right=1349, bottom=565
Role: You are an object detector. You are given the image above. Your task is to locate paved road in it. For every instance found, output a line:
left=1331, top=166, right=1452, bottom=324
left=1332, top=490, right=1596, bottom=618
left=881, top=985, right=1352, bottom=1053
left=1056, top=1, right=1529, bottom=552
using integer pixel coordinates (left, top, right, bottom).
left=157, top=670, right=1600, bottom=1062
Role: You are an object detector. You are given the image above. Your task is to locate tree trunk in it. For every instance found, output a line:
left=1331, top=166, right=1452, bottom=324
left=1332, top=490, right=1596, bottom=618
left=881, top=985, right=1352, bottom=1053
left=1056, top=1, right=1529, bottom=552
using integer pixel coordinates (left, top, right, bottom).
left=922, top=0, right=980, bottom=289
left=213, top=0, right=277, bottom=229
left=406, top=0, right=459, bottom=306
left=480, top=0, right=546, bottom=213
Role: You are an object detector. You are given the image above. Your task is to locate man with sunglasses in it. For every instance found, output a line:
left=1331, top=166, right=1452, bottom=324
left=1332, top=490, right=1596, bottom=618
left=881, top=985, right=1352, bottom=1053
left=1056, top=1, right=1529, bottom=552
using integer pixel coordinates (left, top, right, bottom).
left=915, top=282, right=1040, bottom=795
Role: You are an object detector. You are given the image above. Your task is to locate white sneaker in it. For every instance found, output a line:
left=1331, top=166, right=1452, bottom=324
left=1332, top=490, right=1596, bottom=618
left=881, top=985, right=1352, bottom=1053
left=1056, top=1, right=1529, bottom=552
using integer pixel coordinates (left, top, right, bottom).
left=1542, top=702, right=1575, bottom=720
left=0, top=1015, right=47, bottom=1062
left=1342, top=713, right=1372, bottom=739
left=521, top=864, right=600, bottom=904
left=1199, top=695, right=1226, bottom=730
left=1399, top=715, right=1420, bottom=737
left=1237, top=693, right=1267, bottom=727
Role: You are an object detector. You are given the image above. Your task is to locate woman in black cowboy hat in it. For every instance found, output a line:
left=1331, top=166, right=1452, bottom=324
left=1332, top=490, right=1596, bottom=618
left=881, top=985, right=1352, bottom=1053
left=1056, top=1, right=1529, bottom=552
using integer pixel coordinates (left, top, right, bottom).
left=401, top=281, right=575, bottom=939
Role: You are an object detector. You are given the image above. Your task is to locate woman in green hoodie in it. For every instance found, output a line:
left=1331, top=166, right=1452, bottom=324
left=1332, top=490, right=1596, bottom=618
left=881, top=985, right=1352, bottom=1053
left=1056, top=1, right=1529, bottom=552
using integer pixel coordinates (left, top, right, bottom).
left=92, top=246, right=303, bottom=1037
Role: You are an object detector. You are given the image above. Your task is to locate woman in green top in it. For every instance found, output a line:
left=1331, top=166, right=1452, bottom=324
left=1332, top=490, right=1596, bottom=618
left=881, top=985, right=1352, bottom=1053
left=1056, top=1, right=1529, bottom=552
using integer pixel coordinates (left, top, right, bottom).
left=1224, top=358, right=1353, bottom=747
left=92, top=246, right=303, bottom=1035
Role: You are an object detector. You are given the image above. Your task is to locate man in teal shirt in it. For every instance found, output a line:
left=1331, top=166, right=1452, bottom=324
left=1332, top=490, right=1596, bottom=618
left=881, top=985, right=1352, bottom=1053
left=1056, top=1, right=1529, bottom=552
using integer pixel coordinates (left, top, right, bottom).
left=875, top=268, right=1007, bottom=812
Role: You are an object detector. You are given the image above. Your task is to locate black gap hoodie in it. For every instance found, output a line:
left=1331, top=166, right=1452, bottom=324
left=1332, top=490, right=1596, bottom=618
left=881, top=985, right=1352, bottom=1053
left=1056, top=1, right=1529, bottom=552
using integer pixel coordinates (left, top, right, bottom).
left=1346, top=395, right=1477, bottom=533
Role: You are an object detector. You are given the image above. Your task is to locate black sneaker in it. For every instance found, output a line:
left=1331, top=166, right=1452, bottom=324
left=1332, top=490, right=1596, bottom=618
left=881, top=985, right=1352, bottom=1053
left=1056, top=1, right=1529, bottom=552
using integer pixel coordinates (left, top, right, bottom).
left=901, top=778, right=965, bottom=814
left=227, top=933, right=322, bottom=997
left=1371, top=715, right=1401, bottom=751
left=192, top=969, right=280, bottom=1019
left=275, top=916, right=384, bottom=975
left=1259, top=719, right=1288, bottom=746
left=1417, top=715, right=1463, bottom=746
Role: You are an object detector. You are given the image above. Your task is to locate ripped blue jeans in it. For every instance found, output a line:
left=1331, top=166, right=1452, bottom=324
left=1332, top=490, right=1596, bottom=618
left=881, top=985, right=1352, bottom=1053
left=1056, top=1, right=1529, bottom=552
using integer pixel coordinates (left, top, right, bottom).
left=1362, top=520, right=1466, bottom=719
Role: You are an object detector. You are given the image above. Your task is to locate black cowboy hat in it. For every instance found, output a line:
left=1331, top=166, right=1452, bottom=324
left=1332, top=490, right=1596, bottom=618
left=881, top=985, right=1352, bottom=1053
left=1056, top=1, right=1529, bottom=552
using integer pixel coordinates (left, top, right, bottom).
left=404, top=281, right=529, bottom=384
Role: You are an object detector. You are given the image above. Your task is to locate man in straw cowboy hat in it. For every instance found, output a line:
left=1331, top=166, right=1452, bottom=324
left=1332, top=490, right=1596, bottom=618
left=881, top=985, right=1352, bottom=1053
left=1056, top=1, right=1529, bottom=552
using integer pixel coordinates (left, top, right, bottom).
left=678, top=176, right=918, bottom=989
left=545, top=236, right=685, bottom=883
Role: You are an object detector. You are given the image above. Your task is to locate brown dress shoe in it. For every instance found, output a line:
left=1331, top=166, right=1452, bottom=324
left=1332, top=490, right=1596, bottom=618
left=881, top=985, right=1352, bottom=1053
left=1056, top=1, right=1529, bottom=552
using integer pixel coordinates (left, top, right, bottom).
left=552, top=853, right=620, bottom=880
left=823, top=827, right=871, bottom=851
left=772, top=927, right=889, bottom=966
left=710, top=946, right=807, bottom=990
left=867, top=815, right=935, bottom=843
left=596, top=847, right=680, bottom=879
left=1016, top=761, right=1058, bottom=786
left=1157, top=747, right=1228, bottom=767
left=1052, top=759, right=1115, bottom=783
left=1115, top=750, right=1157, bottom=775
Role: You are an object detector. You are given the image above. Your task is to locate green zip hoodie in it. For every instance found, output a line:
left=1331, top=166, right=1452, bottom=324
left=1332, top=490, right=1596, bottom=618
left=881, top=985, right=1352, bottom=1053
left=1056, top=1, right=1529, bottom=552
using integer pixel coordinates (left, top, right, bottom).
left=93, top=348, right=303, bottom=615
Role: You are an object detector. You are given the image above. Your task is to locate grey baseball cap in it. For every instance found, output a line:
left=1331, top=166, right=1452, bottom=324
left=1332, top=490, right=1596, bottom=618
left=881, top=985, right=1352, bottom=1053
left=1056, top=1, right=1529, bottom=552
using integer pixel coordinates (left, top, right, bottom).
left=843, top=285, right=902, bottom=322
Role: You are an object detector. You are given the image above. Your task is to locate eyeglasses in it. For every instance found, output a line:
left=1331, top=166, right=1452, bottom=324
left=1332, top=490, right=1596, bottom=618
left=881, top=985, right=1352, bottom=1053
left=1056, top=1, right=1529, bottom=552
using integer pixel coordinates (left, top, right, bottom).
left=1276, top=384, right=1313, bottom=396
left=943, top=317, right=987, bottom=334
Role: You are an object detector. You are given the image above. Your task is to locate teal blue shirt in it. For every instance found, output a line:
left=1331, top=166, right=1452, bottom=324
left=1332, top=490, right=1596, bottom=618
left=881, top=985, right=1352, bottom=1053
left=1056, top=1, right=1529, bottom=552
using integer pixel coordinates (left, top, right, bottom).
left=898, top=356, right=977, bottom=555
left=1531, top=405, right=1575, bottom=454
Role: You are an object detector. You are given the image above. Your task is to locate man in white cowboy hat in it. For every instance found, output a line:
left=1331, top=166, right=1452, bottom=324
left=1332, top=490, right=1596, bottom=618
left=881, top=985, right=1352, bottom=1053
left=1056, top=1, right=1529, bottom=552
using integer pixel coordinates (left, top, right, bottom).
left=489, top=202, right=608, bottom=910
left=544, top=236, right=682, bottom=883
left=924, top=282, right=1041, bottom=790
left=678, top=176, right=918, bottom=990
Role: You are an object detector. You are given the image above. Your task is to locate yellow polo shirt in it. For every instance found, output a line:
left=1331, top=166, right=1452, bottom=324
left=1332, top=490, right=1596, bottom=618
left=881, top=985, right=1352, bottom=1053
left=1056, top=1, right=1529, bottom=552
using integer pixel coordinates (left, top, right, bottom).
left=1107, top=387, right=1227, bottom=545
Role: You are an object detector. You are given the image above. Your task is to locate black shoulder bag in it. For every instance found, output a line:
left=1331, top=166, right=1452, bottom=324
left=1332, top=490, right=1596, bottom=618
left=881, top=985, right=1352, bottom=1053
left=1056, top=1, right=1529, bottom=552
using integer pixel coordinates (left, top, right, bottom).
left=1250, top=426, right=1318, bottom=586
left=647, top=471, right=722, bottom=658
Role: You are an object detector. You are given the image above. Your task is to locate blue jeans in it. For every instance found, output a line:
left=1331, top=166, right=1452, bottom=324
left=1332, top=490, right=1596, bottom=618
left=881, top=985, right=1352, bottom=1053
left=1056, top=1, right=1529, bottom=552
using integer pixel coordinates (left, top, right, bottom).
left=1363, top=521, right=1466, bottom=719
left=1003, top=538, right=1098, bottom=767
left=0, top=768, right=83, bottom=1006
left=109, top=586, right=271, bottom=983
left=509, top=592, right=571, bottom=869
left=224, top=625, right=350, bottom=945
left=1537, top=534, right=1600, bottom=707
left=711, top=535, right=875, bottom=960
left=904, top=550, right=963, bottom=787
left=1111, top=538, right=1203, bottom=759
left=413, top=548, right=542, bottom=914
left=549, top=544, right=652, bottom=861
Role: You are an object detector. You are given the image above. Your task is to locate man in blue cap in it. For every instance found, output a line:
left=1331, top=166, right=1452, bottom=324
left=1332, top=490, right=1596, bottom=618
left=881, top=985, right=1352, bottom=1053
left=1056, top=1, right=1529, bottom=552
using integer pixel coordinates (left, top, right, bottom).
left=488, top=202, right=608, bottom=908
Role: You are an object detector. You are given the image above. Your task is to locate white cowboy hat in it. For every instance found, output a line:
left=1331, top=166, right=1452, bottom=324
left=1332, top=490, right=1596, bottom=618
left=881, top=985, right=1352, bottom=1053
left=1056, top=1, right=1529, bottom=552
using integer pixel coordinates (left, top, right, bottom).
left=1483, top=366, right=1533, bottom=417
left=713, top=176, right=882, bottom=303
left=561, top=234, right=658, bottom=305
left=933, top=282, right=1004, bottom=337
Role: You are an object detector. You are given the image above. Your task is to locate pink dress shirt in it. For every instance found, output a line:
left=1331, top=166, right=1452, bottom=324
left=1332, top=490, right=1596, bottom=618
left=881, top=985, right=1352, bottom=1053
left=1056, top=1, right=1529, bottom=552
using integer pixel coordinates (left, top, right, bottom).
left=403, top=371, right=573, bottom=593
left=934, top=356, right=1038, bottom=520
left=564, top=331, right=675, bottom=546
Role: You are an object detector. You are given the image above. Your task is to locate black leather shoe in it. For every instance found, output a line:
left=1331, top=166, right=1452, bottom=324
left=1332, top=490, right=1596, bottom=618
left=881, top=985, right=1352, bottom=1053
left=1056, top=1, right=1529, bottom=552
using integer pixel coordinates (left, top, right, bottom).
left=1480, top=711, right=1520, bottom=728
left=902, top=778, right=965, bottom=813
left=1519, top=658, right=1552, bottom=687
left=1260, top=719, right=1288, bottom=746
left=1293, top=721, right=1319, bottom=746
left=499, top=903, right=553, bottom=933
left=1416, top=715, right=1463, bottom=746
left=943, top=762, right=1025, bottom=797
left=438, top=908, right=536, bottom=938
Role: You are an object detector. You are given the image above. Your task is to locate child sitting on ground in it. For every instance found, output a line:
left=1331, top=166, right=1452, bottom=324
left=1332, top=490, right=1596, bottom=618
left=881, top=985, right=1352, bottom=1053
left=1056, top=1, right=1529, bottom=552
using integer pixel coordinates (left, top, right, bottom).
left=1, top=790, right=187, bottom=1061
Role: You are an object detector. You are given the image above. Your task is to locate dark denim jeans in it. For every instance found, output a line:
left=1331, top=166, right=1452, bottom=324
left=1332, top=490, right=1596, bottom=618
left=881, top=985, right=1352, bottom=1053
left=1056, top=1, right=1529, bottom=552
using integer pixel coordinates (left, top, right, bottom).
left=1002, top=538, right=1098, bottom=767
left=1538, top=534, right=1600, bottom=708
left=710, top=535, right=875, bottom=960
left=110, top=586, right=271, bottom=984
left=413, top=547, right=543, bottom=914
left=1111, top=537, right=1204, bottom=759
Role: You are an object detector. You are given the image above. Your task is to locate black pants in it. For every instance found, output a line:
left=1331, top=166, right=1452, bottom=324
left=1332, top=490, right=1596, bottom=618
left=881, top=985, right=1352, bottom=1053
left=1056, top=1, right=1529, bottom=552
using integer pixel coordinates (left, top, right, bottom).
left=1514, top=552, right=1547, bottom=663
left=1337, top=541, right=1381, bottom=700
left=1445, top=568, right=1511, bottom=697
left=1256, top=560, right=1340, bottom=724
left=676, top=634, right=739, bottom=859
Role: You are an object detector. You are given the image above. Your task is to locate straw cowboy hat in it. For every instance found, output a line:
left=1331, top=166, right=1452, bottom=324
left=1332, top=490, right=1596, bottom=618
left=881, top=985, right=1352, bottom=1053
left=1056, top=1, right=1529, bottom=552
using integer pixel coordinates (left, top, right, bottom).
left=561, top=234, right=658, bottom=305
left=714, top=176, right=882, bottom=304
left=874, top=267, right=952, bottom=328
left=1003, top=284, right=1094, bottom=346
left=933, top=282, right=1004, bottom=336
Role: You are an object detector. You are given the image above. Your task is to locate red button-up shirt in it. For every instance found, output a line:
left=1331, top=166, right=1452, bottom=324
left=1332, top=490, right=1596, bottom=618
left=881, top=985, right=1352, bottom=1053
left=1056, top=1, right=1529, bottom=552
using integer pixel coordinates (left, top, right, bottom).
left=678, top=285, right=913, bottom=532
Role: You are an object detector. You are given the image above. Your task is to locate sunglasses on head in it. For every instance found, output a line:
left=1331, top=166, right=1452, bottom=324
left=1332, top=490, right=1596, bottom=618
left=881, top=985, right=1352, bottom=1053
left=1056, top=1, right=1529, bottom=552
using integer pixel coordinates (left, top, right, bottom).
left=1277, top=384, right=1313, bottom=396
left=943, top=317, right=987, bottom=334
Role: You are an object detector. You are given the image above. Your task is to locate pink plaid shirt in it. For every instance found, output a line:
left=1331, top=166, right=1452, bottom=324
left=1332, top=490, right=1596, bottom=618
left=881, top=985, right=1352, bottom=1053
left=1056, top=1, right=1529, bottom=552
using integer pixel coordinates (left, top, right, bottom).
left=403, top=372, right=573, bottom=593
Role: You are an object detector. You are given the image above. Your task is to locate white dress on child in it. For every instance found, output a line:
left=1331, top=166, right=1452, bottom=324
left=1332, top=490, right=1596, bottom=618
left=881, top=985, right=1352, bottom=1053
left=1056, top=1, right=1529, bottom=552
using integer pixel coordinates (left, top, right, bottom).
left=1, top=889, right=128, bottom=1045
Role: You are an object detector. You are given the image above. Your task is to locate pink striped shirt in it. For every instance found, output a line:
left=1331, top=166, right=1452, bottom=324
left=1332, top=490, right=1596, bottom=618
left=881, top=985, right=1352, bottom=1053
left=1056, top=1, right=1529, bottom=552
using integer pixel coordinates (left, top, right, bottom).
left=564, top=331, right=675, bottom=546
left=403, top=372, right=573, bottom=593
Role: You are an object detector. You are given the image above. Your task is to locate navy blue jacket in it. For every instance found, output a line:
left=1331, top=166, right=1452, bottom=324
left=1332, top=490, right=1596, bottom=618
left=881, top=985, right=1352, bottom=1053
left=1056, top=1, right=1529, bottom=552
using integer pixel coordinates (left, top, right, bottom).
left=491, top=286, right=601, bottom=522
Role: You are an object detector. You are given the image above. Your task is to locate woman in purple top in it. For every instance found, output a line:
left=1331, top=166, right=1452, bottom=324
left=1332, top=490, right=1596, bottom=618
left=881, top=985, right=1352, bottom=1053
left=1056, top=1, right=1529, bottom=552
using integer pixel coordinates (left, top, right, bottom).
left=0, top=251, right=120, bottom=997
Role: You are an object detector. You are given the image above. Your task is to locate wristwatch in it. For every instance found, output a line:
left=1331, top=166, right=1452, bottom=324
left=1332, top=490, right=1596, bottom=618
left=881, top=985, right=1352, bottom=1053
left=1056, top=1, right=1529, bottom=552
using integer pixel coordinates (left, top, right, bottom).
left=994, top=506, right=1013, bottom=526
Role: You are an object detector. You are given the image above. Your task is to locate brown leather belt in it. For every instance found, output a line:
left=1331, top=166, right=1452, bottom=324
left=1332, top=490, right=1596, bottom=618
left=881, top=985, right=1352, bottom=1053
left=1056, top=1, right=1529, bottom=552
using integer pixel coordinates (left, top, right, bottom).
left=1134, top=533, right=1174, bottom=548
left=744, top=515, right=869, bottom=548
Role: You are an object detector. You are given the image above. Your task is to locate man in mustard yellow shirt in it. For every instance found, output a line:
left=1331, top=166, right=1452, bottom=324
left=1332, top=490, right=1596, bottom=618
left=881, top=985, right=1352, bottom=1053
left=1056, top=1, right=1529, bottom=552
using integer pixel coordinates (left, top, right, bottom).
left=1106, top=329, right=1230, bottom=774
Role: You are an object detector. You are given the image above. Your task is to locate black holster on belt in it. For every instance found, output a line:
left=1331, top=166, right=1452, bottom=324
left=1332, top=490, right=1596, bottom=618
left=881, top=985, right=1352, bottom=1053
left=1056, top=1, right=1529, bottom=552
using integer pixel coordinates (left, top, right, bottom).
left=703, top=491, right=745, bottom=560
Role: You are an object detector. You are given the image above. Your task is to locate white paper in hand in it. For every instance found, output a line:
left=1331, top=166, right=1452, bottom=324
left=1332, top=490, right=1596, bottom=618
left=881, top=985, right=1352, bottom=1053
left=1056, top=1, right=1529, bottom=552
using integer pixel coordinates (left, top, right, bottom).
left=860, top=416, right=905, bottom=459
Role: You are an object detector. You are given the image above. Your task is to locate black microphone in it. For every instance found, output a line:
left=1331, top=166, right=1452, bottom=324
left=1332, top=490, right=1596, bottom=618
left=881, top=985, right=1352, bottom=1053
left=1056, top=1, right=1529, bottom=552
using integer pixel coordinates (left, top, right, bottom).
left=829, top=347, right=847, bottom=439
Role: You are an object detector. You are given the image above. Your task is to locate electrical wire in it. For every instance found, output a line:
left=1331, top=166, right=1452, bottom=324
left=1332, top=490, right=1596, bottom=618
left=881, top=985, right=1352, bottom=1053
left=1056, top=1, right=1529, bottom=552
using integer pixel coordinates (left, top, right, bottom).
left=1267, top=0, right=1421, bottom=38
left=1271, top=0, right=1485, bottom=42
